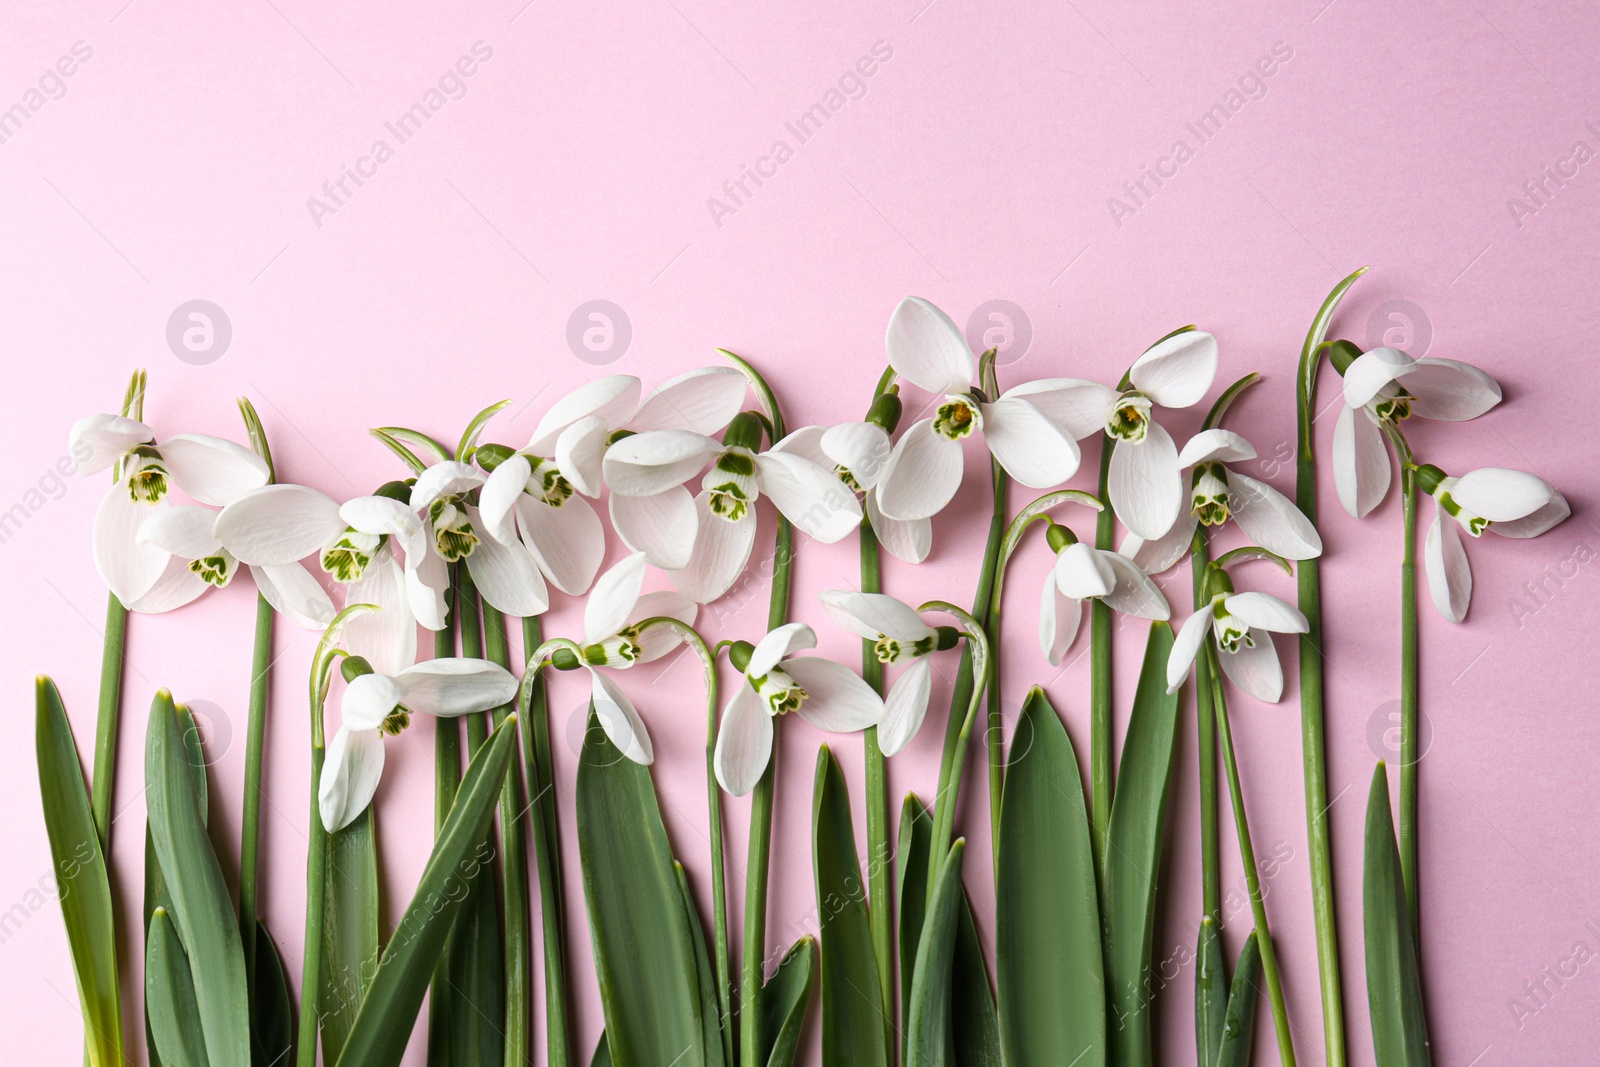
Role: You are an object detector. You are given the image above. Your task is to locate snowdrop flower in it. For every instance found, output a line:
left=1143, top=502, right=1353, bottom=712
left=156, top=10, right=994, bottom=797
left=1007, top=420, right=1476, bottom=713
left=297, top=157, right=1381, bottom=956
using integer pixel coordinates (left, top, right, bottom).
left=1333, top=346, right=1501, bottom=518
left=820, top=591, right=960, bottom=755
left=493, top=369, right=748, bottom=571
left=775, top=400, right=932, bottom=564
left=604, top=412, right=863, bottom=604
left=1039, top=523, right=1169, bottom=666
left=69, top=413, right=269, bottom=605
left=1121, top=428, right=1322, bottom=574
left=1167, top=578, right=1308, bottom=703
left=563, top=552, right=698, bottom=764
left=1417, top=464, right=1569, bottom=622
left=133, top=504, right=335, bottom=627
left=714, top=623, right=883, bottom=795
left=318, top=656, right=518, bottom=832
left=874, top=297, right=1094, bottom=522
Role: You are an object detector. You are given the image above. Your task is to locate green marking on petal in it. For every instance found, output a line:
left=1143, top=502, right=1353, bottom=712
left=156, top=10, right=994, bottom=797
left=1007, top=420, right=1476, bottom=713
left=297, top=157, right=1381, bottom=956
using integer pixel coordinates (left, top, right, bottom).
left=430, top=498, right=480, bottom=561
left=188, top=552, right=237, bottom=588
left=529, top=457, right=575, bottom=507
left=753, top=670, right=806, bottom=715
left=933, top=395, right=981, bottom=441
left=1191, top=462, right=1232, bottom=527
left=1107, top=391, right=1152, bottom=443
left=380, top=709, right=411, bottom=736
left=320, top=529, right=381, bottom=582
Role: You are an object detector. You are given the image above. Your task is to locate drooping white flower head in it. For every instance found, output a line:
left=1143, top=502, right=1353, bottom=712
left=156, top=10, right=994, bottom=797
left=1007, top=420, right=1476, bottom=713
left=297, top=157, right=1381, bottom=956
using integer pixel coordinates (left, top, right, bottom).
left=1333, top=346, right=1502, bottom=519
left=604, top=414, right=863, bottom=605
left=713, top=623, right=883, bottom=795
left=1039, top=528, right=1169, bottom=667
left=873, top=297, right=1103, bottom=522
left=133, top=503, right=335, bottom=627
left=820, top=590, right=958, bottom=756
left=318, top=657, right=518, bottom=832
left=775, top=423, right=932, bottom=565
left=70, top=413, right=270, bottom=605
left=571, top=552, right=698, bottom=765
left=1120, top=428, right=1322, bottom=574
left=1167, top=587, right=1308, bottom=703
left=1419, top=465, right=1569, bottom=622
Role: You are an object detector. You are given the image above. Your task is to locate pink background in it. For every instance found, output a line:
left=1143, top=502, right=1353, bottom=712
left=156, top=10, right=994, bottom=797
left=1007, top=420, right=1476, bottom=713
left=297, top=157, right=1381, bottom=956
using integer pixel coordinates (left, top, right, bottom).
left=3, top=0, right=1598, bottom=1062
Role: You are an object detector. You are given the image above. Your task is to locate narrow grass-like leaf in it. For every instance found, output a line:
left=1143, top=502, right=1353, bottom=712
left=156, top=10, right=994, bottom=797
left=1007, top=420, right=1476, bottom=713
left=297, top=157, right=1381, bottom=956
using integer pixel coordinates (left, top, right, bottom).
left=896, top=791, right=933, bottom=1054
left=575, top=708, right=706, bottom=1067
left=1213, top=931, right=1261, bottom=1067
left=951, top=891, right=1001, bottom=1066
left=1104, top=622, right=1180, bottom=1066
left=35, top=677, right=123, bottom=1067
left=812, top=746, right=888, bottom=1067
left=1363, top=765, right=1431, bottom=1066
left=995, top=687, right=1104, bottom=1067
left=1195, top=917, right=1227, bottom=1067
left=320, top=807, right=379, bottom=1062
left=146, top=907, right=208, bottom=1067
left=250, top=919, right=295, bottom=1067
left=147, top=689, right=250, bottom=1066
left=759, top=937, right=816, bottom=1067
left=906, top=839, right=967, bottom=1067
left=336, top=715, right=518, bottom=1067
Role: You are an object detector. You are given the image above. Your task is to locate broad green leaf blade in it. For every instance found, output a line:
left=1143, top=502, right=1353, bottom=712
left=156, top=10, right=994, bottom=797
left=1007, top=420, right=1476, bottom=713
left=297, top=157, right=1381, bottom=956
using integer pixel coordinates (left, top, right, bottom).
left=812, top=746, right=888, bottom=1067
left=1104, top=622, right=1181, bottom=1065
left=591, top=1031, right=613, bottom=1067
left=905, top=840, right=967, bottom=1067
left=951, top=891, right=1001, bottom=1067
left=250, top=919, right=296, bottom=1067
left=445, top=817, right=506, bottom=1065
left=896, top=791, right=933, bottom=1054
left=1195, top=917, right=1228, bottom=1067
left=995, top=687, right=1105, bottom=1067
left=35, top=677, right=123, bottom=1067
left=1214, top=931, right=1261, bottom=1067
left=575, top=708, right=706, bottom=1067
left=1363, top=765, right=1432, bottom=1066
left=145, top=907, right=208, bottom=1067
left=759, top=937, right=816, bottom=1067
left=675, top=863, right=728, bottom=1067
left=321, top=806, right=380, bottom=1062
left=337, top=715, right=518, bottom=1067
left=147, top=689, right=250, bottom=1066
left=146, top=702, right=209, bottom=1067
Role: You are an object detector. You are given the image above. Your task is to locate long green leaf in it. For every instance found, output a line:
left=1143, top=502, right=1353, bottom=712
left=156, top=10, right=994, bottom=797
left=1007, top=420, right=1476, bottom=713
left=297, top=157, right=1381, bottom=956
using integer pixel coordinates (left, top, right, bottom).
left=995, top=687, right=1104, bottom=1067
left=250, top=919, right=296, bottom=1067
left=321, top=807, right=380, bottom=1061
left=1104, top=622, right=1181, bottom=1066
left=906, top=840, right=967, bottom=1067
left=575, top=708, right=706, bottom=1067
left=146, top=907, right=209, bottom=1067
left=591, top=1033, right=612, bottom=1067
left=147, top=702, right=210, bottom=1067
left=759, top=937, right=816, bottom=1067
left=147, top=689, right=250, bottom=1065
left=675, top=863, right=727, bottom=1067
left=337, top=715, right=518, bottom=1067
left=812, top=746, right=888, bottom=1067
left=35, top=677, right=123, bottom=1067
left=1195, top=917, right=1227, bottom=1067
left=1363, top=765, right=1431, bottom=1066
left=951, top=892, right=1001, bottom=1066
left=896, top=791, right=933, bottom=1055
left=1214, top=932, right=1261, bottom=1067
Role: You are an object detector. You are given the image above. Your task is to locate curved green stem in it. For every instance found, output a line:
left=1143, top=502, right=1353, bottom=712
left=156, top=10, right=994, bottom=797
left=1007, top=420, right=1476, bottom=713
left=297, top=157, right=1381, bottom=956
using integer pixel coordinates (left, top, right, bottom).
left=1208, top=643, right=1297, bottom=1067
left=923, top=601, right=989, bottom=910
left=520, top=624, right=573, bottom=1067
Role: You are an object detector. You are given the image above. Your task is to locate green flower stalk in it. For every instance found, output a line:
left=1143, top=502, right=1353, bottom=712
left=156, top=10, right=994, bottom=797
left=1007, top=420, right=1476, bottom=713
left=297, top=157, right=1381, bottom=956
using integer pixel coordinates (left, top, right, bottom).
left=236, top=397, right=276, bottom=985
left=1295, top=268, right=1367, bottom=1067
left=521, top=615, right=572, bottom=1067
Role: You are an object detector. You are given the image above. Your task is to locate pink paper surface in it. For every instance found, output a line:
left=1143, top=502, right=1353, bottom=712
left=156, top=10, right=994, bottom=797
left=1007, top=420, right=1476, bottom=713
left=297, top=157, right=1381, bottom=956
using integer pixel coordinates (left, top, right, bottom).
left=3, top=0, right=1597, bottom=1062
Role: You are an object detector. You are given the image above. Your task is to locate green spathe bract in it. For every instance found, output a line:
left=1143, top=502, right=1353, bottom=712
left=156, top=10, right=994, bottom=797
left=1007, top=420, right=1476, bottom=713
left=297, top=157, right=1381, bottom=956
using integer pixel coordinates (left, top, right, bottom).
left=905, top=839, right=968, bottom=1067
left=995, top=687, right=1105, bottom=1067
left=35, top=676, right=124, bottom=1067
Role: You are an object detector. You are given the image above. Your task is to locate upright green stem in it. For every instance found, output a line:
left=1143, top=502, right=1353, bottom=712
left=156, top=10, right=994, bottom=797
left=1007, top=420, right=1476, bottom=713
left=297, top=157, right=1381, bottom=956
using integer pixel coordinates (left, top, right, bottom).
left=1208, top=645, right=1297, bottom=1067
left=296, top=739, right=328, bottom=1067
left=859, top=517, right=894, bottom=1062
left=90, top=595, right=127, bottom=849
left=1090, top=438, right=1116, bottom=861
left=1398, top=465, right=1420, bottom=947
left=522, top=615, right=571, bottom=1067
left=1192, top=536, right=1220, bottom=923
left=1295, top=269, right=1366, bottom=1067
left=741, top=514, right=793, bottom=1067
left=239, top=594, right=274, bottom=974
left=924, top=603, right=989, bottom=908
left=484, top=607, right=531, bottom=1067
left=428, top=571, right=460, bottom=1066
